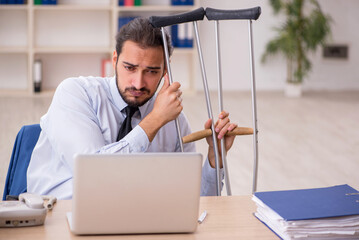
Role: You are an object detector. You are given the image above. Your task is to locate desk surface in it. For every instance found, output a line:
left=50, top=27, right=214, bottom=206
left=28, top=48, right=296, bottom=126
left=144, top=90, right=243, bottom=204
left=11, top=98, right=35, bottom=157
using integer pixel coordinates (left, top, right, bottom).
left=0, top=196, right=278, bottom=240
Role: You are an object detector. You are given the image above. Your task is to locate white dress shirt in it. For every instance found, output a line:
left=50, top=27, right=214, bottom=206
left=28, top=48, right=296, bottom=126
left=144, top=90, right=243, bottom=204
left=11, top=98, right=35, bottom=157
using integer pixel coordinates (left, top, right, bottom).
left=27, top=76, right=223, bottom=199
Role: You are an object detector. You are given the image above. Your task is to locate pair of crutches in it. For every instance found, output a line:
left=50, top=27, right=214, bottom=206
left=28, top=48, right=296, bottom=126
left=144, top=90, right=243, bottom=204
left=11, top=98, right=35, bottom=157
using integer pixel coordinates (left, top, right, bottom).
left=149, top=6, right=261, bottom=196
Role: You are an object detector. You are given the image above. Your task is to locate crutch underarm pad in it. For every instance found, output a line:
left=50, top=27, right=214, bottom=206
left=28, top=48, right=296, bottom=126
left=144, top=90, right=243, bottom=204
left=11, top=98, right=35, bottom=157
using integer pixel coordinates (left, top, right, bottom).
left=149, top=7, right=205, bottom=28
left=205, top=6, right=261, bottom=21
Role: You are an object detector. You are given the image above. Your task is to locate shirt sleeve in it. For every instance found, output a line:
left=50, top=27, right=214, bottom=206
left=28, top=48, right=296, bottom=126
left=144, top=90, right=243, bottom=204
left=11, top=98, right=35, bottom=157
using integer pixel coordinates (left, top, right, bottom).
left=200, top=157, right=224, bottom=196
left=41, top=79, right=149, bottom=171
left=177, top=112, right=224, bottom=196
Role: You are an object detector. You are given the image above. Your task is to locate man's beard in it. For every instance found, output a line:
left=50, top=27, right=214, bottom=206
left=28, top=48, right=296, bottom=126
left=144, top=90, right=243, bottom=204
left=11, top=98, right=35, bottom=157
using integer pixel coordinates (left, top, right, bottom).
left=115, top=69, right=152, bottom=108
left=119, top=86, right=151, bottom=107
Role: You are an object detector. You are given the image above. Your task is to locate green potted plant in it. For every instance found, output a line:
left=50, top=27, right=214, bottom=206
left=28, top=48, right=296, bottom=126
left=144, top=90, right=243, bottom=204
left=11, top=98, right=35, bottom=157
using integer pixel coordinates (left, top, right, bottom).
left=262, top=0, right=332, bottom=97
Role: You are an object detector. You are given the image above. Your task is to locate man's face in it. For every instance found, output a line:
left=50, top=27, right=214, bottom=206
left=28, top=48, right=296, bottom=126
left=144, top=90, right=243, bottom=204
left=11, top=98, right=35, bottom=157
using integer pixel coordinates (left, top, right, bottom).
left=113, top=40, right=165, bottom=107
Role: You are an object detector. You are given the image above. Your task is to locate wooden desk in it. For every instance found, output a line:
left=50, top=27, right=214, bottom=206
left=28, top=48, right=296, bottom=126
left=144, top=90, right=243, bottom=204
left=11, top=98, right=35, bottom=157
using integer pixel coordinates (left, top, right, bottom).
left=0, top=196, right=278, bottom=240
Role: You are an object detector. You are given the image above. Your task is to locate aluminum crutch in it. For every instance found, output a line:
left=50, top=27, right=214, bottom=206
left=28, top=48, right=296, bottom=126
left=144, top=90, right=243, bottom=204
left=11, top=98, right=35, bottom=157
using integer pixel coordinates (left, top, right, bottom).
left=150, top=8, right=223, bottom=196
left=206, top=6, right=262, bottom=194
left=149, top=8, right=205, bottom=153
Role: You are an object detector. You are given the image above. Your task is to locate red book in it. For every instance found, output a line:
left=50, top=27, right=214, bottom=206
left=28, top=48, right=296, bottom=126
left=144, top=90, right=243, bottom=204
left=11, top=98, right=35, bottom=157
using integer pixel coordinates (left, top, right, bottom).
left=124, top=0, right=134, bottom=6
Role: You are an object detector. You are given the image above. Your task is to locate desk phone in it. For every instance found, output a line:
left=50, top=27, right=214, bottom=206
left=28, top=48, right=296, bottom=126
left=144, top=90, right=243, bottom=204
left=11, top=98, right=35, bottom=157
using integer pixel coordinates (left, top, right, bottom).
left=0, top=193, right=55, bottom=227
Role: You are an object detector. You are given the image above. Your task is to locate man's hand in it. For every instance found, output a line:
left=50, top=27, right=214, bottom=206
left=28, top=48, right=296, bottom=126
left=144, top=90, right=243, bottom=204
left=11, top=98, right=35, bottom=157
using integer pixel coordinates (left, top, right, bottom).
left=152, top=74, right=183, bottom=125
left=205, top=111, right=237, bottom=168
left=139, top=74, right=183, bottom=142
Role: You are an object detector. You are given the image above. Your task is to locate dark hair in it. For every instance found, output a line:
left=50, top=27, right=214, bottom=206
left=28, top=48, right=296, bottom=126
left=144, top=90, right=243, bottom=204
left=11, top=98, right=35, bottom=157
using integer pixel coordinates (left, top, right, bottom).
left=115, top=17, right=173, bottom=57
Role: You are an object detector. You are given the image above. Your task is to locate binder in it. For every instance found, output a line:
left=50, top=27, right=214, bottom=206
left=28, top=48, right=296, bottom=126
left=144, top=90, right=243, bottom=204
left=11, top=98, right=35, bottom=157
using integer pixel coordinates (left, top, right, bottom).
left=171, top=0, right=193, bottom=6
left=0, top=0, right=25, bottom=4
left=254, top=184, right=359, bottom=220
left=101, top=59, right=113, bottom=78
left=177, top=23, right=186, bottom=48
left=171, top=0, right=179, bottom=5
left=118, top=16, right=137, bottom=31
left=171, top=25, right=178, bottom=47
left=185, top=22, right=193, bottom=48
left=42, top=0, right=56, bottom=4
left=33, top=60, right=42, bottom=93
left=253, top=184, right=359, bottom=239
left=171, top=23, right=193, bottom=48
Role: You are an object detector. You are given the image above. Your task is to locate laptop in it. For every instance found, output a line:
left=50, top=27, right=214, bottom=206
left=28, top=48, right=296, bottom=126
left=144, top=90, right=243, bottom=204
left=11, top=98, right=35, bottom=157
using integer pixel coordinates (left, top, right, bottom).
left=67, top=152, right=203, bottom=235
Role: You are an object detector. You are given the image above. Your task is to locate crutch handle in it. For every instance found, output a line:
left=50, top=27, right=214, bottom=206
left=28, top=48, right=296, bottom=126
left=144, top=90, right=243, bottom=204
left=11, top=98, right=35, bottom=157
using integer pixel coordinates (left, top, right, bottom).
left=205, top=6, right=261, bottom=21
left=182, top=127, right=253, bottom=143
left=149, top=7, right=205, bottom=28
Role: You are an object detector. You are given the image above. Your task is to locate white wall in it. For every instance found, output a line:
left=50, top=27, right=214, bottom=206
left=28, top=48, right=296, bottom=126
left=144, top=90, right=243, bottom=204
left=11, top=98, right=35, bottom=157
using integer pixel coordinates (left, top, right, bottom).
left=197, top=0, right=359, bottom=91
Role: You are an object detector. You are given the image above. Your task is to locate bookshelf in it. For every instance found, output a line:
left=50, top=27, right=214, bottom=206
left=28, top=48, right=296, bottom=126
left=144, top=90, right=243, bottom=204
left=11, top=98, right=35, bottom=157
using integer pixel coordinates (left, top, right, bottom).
left=0, top=0, right=198, bottom=96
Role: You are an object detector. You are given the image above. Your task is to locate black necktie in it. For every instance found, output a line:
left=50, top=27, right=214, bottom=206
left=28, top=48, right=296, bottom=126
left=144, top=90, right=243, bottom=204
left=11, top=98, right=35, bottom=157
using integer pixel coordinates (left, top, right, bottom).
left=117, top=106, right=138, bottom=141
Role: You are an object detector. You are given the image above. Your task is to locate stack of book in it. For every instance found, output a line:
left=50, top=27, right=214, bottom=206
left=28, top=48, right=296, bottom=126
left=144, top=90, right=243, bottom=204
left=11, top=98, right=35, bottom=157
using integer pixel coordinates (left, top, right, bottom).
left=253, top=184, right=359, bottom=240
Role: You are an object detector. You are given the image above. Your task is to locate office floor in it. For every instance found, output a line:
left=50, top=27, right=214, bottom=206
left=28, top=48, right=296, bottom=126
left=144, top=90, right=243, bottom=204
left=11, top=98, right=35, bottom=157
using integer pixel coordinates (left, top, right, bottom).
left=1, top=90, right=358, bottom=196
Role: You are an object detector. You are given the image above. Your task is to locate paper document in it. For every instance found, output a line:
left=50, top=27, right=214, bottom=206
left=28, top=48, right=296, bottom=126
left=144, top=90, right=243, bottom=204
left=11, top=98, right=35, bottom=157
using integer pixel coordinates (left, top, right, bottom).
left=252, top=184, right=359, bottom=240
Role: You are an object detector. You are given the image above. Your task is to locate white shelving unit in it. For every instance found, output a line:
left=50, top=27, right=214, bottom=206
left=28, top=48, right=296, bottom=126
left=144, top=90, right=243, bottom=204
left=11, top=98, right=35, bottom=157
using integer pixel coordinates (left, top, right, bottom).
left=0, top=0, right=198, bottom=96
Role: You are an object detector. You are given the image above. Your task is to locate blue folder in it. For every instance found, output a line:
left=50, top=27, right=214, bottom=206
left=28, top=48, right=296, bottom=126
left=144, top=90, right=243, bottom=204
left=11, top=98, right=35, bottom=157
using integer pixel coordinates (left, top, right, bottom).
left=254, top=184, right=359, bottom=221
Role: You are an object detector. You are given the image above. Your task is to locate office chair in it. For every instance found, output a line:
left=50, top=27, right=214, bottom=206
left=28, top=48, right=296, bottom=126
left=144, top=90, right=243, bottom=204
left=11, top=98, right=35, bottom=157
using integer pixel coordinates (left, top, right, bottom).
left=2, top=124, right=41, bottom=200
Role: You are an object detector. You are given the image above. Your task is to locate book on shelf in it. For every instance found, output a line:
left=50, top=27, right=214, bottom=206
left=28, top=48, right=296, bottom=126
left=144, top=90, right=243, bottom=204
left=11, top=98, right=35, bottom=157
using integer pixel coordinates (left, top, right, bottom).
left=252, top=184, right=359, bottom=240
left=36, top=0, right=57, bottom=5
left=118, top=16, right=137, bottom=31
left=0, top=0, right=25, bottom=4
left=33, top=59, right=42, bottom=93
left=171, top=0, right=193, bottom=5
left=119, top=0, right=193, bottom=6
left=171, top=23, right=193, bottom=48
left=101, top=59, right=113, bottom=78
left=124, top=0, right=133, bottom=6
left=119, top=0, right=141, bottom=6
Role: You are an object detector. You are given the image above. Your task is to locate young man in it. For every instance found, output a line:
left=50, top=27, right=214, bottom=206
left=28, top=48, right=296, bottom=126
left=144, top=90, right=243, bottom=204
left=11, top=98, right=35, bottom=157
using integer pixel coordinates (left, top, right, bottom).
left=27, top=18, right=237, bottom=199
